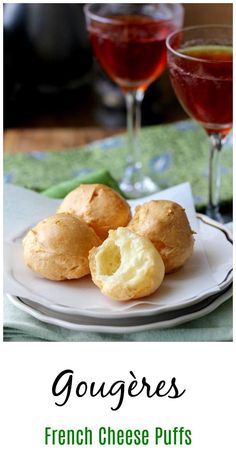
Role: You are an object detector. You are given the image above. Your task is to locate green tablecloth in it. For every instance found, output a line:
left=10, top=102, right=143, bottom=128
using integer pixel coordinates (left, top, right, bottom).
left=3, top=120, right=233, bottom=342
left=4, top=120, right=232, bottom=211
left=3, top=296, right=232, bottom=342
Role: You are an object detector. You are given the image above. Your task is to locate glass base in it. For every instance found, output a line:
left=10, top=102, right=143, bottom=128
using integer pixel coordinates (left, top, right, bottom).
left=119, top=165, right=159, bottom=199
left=206, top=205, right=223, bottom=223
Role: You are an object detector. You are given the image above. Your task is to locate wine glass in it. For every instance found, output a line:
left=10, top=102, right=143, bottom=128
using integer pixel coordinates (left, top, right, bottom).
left=166, top=25, right=232, bottom=221
left=84, top=3, right=184, bottom=198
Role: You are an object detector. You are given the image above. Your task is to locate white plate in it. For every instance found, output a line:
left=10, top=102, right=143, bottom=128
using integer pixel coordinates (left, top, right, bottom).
left=7, top=284, right=232, bottom=333
left=7, top=214, right=232, bottom=319
left=4, top=184, right=232, bottom=320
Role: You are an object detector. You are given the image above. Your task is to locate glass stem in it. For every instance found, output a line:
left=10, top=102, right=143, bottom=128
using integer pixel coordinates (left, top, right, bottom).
left=120, top=88, right=158, bottom=197
left=125, top=89, right=144, bottom=171
left=207, top=133, right=223, bottom=222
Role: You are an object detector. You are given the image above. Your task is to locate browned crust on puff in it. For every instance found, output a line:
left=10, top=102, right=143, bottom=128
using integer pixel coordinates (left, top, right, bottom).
left=57, top=184, right=131, bottom=240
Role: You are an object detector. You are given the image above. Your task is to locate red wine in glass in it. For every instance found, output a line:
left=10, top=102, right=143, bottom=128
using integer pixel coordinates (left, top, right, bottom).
left=169, top=44, right=232, bottom=137
left=89, top=15, right=175, bottom=93
left=167, top=26, right=232, bottom=221
left=85, top=4, right=184, bottom=197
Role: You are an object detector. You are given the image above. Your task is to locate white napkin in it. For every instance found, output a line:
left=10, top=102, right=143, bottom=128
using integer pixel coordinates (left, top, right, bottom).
left=4, top=182, right=221, bottom=314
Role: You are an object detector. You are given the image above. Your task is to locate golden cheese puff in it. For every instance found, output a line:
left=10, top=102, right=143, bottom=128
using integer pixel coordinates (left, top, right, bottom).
left=23, top=213, right=101, bottom=280
left=57, top=183, right=131, bottom=240
left=128, top=200, right=195, bottom=273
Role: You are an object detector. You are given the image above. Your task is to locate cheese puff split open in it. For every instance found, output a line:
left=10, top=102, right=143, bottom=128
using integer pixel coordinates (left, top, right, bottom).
left=89, top=227, right=165, bottom=301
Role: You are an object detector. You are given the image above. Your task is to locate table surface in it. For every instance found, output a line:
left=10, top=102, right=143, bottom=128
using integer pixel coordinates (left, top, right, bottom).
left=4, top=127, right=124, bottom=153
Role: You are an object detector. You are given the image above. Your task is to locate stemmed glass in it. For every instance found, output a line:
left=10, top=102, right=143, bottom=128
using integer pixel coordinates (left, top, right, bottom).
left=166, top=25, right=232, bottom=221
left=84, top=3, right=184, bottom=198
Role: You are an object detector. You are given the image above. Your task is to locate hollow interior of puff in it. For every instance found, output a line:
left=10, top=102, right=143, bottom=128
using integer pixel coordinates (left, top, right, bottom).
left=92, top=233, right=155, bottom=285
left=95, top=240, right=121, bottom=276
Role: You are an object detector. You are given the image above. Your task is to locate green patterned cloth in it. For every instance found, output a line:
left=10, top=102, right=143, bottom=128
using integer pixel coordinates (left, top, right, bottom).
left=4, top=120, right=232, bottom=210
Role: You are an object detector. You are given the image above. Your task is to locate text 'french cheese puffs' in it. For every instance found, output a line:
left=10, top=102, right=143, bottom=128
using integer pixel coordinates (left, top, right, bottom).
left=89, top=227, right=165, bottom=301
left=57, top=183, right=132, bottom=240
left=23, top=213, right=101, bottom=280
left=128, top=200, right=195, bottom=273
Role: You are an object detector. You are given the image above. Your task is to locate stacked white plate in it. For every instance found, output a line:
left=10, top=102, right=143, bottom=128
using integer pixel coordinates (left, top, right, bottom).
left=5, top=184, right=233, bottom=333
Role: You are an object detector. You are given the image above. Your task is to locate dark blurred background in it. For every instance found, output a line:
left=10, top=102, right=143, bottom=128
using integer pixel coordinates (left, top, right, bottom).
left=3, top=3, right=233, bottom=130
